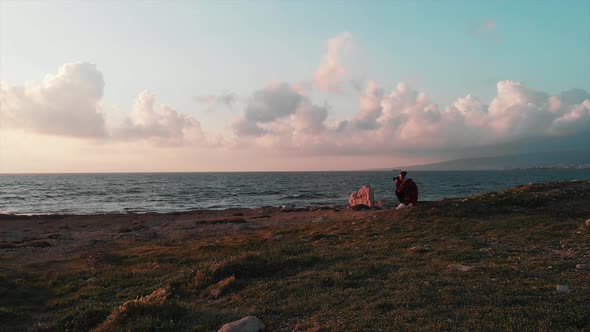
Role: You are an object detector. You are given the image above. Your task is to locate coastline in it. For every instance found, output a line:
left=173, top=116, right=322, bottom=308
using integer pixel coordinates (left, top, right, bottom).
left=1, top=180, right=589, bottom=330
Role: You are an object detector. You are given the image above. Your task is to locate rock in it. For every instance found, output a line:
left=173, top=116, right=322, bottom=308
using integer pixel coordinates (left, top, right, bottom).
left=218, top=316, right=265, bottom=332
left=313, top=216, right=330, bottom=223
left=585, top=219, right=590, bottom=227
left=85, top=277, right=97, bottom=284
left=348, top=185, right=375, bottom=208
left=556, top=285, right=570, bottom=293
left=575, top=264, right=589, bottom=270
left=210, top=288, right=223, bottom=299
left=447, top=264, right=473, bottom=272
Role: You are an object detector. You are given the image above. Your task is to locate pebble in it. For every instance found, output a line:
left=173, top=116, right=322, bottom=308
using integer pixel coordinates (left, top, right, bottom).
left=447, top=264, right=473, bottom=272
left=218, top=316, right=265, bottom=332
left=312, top=216, right=330, bottom=223
left=556, top=285, right=570, bottom=293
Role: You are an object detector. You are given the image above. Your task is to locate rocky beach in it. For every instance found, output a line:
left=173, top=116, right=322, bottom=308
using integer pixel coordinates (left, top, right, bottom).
left=1, top=180, right=589, bottom=331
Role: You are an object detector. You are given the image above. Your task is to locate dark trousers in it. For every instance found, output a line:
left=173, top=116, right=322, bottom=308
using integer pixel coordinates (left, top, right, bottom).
left=395, top=191, right=404, bottom=203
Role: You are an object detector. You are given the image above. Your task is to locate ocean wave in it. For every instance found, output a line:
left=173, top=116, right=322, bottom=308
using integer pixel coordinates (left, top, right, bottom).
left=279, top=193, right=330, bottom=200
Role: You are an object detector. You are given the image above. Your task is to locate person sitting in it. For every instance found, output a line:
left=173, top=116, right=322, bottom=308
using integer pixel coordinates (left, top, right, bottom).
left=394, top=171, right=419, bottom=209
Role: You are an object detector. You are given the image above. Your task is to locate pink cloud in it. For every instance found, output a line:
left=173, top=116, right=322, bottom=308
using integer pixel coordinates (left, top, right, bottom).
left=231, top=79, right=590, bottom=156
left=314, top=32, right=353, bottom=93
left=0, top=63, right=207, bottom=146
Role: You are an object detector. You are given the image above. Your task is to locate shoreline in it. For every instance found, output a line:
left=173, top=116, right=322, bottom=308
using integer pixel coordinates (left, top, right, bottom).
left=1, top=179, right=589, bottom=330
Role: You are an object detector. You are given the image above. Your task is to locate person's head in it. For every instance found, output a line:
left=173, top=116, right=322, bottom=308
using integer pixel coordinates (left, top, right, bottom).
left=400, top=171, right=408, bottom=180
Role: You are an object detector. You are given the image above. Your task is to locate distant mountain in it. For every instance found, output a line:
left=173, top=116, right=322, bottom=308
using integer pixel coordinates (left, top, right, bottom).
left=401, top=150, right=590, bottom=171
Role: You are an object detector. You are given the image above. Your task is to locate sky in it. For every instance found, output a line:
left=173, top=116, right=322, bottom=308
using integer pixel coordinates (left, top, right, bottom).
left=1, top=0, right=589, bottom=172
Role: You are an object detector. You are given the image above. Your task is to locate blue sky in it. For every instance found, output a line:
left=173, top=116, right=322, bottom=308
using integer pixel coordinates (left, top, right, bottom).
left=1, top=0, right=589, bottom=172
left=3, top=0, right=589, bottom=109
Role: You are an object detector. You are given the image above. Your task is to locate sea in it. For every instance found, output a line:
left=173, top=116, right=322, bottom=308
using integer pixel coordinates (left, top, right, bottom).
left=1, top=169, right=590, bottom=215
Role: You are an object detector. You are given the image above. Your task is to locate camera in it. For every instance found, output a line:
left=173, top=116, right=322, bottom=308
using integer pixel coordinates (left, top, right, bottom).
left=393, top=176, right=400, bottom=181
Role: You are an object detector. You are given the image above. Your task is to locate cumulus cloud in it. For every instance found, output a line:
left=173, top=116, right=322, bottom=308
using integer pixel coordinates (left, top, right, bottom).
left=230, top=79, right=590, bottom=156
left=0, top=63, right=107, bottom=137
left=1, top=63, right=205, bottom=146
left=3, top=34, right=589, bottom=162
left=353, top=80, right=385, bottom=130
left=232, top=82, right=328, bottom=139
left=314, top=32, right=353, bottom=93
left=113, top=90, right=204, bottom=145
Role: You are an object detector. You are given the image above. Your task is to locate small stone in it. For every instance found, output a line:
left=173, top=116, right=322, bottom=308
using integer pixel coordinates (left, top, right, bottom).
left=210, top=288, right=223, bottom=299
left=218, top=316, right=265, bottom=332
left=85, top=277, right=97, bottom=284
left=556, top=285, right=570, bottom=293
left=447, top=264, right=473, bottom=272
left=575, top=264, right=589, bottom=270
left=312, top=216, right=330, bottom=223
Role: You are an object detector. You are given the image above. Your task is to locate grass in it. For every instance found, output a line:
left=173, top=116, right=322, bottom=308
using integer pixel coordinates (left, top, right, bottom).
left=1, top=180, right=589, bottom=331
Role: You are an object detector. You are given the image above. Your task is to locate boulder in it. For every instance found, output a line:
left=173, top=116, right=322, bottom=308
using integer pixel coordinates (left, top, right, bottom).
left=218, top=316, right=265, bottom=332
left=349, top=185, right=375, bottom=208
left=585, top=219, right=590, bottom=227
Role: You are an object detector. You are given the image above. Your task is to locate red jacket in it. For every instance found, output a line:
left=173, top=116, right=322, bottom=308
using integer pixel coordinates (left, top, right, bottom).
left=396, top=178, right=419, bottom=205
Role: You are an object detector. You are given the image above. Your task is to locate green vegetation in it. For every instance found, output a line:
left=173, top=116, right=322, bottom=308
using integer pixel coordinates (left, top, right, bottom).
left=1, top=181, right=589, bottom=331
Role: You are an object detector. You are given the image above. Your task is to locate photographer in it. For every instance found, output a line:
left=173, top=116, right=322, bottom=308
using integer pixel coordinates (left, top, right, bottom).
left=394, top=171, right=418, bottom=209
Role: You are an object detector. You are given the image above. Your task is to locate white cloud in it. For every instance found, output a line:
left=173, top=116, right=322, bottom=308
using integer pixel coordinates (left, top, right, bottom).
left=230, top=79, right=590, bottom=156
left=0, top=63, right=207, bottom=146
left=113, top=90, right=204, bottom=145
left=2, top=33, right=589, bottom=163
left=314, top=32, right=353, bottom=93
left=0, top=63, right=107, bottom=137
